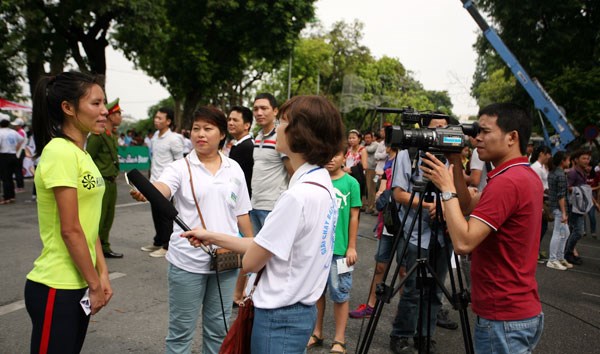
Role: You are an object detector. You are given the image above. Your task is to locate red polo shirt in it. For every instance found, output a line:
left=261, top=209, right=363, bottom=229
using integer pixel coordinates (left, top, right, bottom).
left=469, top=156, right=543, bottom=320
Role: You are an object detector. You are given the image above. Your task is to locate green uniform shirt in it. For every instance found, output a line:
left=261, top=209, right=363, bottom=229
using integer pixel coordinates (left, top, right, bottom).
left=27, top=138, right=105, bottom=289
left=86, top=130, right=119, bottom=177
left=332, top=173, right=361, bottom=256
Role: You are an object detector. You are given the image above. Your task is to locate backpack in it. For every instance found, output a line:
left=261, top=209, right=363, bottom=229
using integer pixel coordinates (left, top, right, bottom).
left=376, top=189, right=400, bottom=235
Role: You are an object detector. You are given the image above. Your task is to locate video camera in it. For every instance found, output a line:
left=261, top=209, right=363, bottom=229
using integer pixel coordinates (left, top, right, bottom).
left=384, top=107, right=479, bottom=153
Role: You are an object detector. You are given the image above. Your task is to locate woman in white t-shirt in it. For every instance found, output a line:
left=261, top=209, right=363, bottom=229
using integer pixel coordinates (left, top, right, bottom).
left=183, top=96, right=345, bottom=353
left=132, top=107, right=253, bottom=354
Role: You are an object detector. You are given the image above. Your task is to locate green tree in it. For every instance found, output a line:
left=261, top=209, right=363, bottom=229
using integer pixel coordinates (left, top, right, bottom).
left=471, top=0, right=599, bottom=131
left=116, top=0, right=317, bottom=129
left=1, top=0, right=165, bottom=97
left=0, top=2, right=23, bottom=99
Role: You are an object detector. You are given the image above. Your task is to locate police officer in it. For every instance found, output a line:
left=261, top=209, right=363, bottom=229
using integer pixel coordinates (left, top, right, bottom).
left=87, top=98, right=124, bottom=258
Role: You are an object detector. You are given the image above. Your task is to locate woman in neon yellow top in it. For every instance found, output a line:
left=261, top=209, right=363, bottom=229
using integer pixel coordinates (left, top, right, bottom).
left=26, top=71, right=113, bottom=354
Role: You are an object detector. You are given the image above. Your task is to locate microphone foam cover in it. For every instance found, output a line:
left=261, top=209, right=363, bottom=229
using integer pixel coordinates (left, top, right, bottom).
left=126, top=169, right=178, bottom=219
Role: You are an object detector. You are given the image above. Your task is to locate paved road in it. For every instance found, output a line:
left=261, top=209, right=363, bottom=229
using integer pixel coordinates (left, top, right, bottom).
left=1, top=176, right=599, bottom=353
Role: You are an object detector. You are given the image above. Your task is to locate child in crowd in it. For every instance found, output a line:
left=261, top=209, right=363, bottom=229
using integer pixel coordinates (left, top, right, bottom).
left=307, top=149, right=361, bottom=353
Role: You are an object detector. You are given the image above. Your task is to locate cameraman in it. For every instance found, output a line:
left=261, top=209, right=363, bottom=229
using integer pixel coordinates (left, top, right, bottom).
left=421, top=103, right=544, bottom=354
left=388, top=117, right=451, bottom=354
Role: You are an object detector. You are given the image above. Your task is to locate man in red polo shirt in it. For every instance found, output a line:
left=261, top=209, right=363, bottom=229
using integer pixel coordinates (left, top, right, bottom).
left=421, top=102, right=544, bottom=353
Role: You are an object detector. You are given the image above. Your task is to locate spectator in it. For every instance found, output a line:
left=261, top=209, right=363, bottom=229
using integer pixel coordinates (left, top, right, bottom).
left=140, top=107, right=184, bottom=258
left=565, top=150, right=592, bottom=265
left=343, top=129, right=367, bottom=202
left=0, top=118, right=24, bottom=204
left=546, top=151, right=572, bottom=270
left=307, top=149, right=360, bottom=353
left=249, top=93, right=292, bottom=234
left=363, top=131, right=380, bottom=214
left=530, top=145, right=552, bottom=262
left=11, top=118, right=26, bottom=193
left=227, top=106, right=254, bottom=198
left=350, top=145, right=398, bottom=319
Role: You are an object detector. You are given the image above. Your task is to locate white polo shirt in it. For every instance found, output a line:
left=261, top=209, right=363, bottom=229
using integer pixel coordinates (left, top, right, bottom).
left=0, top=127, right=24, bottom=154
left=159, top=152, right=252, bottom=274
left=150, top=129, right=184, bottom=182
left=253, top=163, right=338, bottom=308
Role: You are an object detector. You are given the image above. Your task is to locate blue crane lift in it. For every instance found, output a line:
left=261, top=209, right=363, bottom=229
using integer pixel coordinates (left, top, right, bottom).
left=461, top=0, right=578, bottom=153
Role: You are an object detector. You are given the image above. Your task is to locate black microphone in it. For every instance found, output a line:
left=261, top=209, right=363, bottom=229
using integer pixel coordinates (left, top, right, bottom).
left=126, top=169, right=210, bottom=253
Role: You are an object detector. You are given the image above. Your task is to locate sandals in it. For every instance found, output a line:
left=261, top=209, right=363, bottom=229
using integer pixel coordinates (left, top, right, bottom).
left=306, top=334, right=324, bottom=349
left=330, top=340, right=347, bottom=354
left=0, top=199, right=15, bottom=205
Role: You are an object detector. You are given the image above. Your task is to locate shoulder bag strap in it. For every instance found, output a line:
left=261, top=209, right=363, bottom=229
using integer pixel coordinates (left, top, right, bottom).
left=183, top=157, right=207, bottom=229
left=246, top=268, right=265, bottom=299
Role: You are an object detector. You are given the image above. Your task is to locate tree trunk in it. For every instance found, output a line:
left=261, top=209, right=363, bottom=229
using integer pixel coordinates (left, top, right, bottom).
left=182, top=91, right=202, bottom=131
left=173, top=97, right=183, bottom=131
left=81, top=35, right=108, bottom=76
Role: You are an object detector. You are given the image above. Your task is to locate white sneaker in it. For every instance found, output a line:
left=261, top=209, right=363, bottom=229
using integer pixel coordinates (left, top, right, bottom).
left=546, top=260, right=567, bottom=270
left=149, top=248, right=168, bottom=258
left=559, top=259, right=574, bottom=269
left=141, top=244, right=161, bottom=252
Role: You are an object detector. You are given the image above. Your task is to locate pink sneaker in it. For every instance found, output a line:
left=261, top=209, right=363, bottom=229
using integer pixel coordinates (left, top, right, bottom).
left=349, top=304, right=374, bottom=318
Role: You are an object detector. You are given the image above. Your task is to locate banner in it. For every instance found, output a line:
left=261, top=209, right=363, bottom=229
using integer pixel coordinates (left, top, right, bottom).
left=118, top=146, right=150, bottom=171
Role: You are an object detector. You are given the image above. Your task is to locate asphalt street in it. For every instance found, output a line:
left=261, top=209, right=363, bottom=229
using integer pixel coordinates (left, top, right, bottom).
left=1, top=176, right=599, bottom=353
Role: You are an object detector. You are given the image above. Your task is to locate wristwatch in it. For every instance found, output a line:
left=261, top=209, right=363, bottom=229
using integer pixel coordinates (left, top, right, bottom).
left=441, top=191, right=458, bottom=201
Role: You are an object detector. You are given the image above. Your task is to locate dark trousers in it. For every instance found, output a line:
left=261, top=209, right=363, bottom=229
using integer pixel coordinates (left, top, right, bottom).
left=15, top=149, right=25, bottom=188
left=25, top=280, right=90, bottom=354
left=151, top=201, right=173, bottom=249
left=99, top=179, right=117, bottom=252
left=0, top=153, right=18, bottom=200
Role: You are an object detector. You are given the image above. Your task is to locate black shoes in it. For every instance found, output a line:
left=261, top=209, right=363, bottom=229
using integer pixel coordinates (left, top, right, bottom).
left=436, top=308, right=459, bottom=330
left=565, top=255, right=583, bottom=265
left=103, top=250, right=124, bottom=258
left=390, top=337, right=413, bottom=354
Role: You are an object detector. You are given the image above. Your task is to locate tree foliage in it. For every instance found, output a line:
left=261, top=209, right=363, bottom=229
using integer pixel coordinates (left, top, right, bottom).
left=258, top=20, right=453, bottom=132
left=115, top=0, right=316, bottom=128
left=1, top=0, right=164, bottom=97
left=471, top=0, right=599, bottom=132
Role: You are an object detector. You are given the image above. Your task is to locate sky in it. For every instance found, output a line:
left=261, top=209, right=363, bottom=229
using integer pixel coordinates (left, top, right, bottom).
left=104, top=0, right=481, bottom=119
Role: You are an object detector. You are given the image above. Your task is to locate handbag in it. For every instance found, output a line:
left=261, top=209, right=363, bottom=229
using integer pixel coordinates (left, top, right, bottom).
left=184, top=158, right=242, bottom=272
left=219, top=268, right=264, bottom=354
left=210, top=248, right=243, bottom=272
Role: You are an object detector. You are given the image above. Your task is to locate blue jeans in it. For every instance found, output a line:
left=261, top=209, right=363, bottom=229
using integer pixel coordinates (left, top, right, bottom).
left=390, top=241, right=450, bottom=339
left=589, top=207, right=597, bottom=234
left=250, top=209, right=271, bottom=235
left=548, top=209, right=568, bottom=261
left=474, top=313, right=544, bottom=354
left=252, top=303, right=316, bottom=354
left=565, top=212, right=585, bottom=259
left=326, top=255, right=353, bottom=303
left=166, top=264, right=238, bottom=354
left=374, top=234, right=405, bottom=264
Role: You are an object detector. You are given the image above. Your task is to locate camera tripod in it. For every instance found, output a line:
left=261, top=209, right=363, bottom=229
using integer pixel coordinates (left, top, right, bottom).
left=357, top=162, right=474, bottom=354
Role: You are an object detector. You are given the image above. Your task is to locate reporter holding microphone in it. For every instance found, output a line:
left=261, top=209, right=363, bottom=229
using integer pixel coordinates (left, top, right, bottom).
left=131, top=106, right=252, bottom=354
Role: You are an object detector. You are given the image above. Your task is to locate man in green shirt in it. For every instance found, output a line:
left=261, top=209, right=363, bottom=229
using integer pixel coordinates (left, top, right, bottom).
left=87, top=98, right=123, bottom=258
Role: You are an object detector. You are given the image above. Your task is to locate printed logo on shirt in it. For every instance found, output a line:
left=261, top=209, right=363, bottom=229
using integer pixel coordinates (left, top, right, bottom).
left=81, top=173, right=104, bottom=190
left=320, top=201, right=337, bottom=271
left=334, top=187, right=350, bottom=209
left=82, top=174, right=96, bottom=190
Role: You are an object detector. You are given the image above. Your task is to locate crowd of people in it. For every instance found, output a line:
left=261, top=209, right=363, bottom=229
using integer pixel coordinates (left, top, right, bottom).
left=5, top=70, right=600, bottom=354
